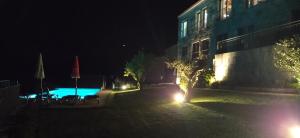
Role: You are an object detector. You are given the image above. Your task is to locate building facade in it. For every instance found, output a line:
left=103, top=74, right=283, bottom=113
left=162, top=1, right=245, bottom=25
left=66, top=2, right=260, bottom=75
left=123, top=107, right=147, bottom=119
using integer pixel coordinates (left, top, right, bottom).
left=178, top=0, right=300, bottom=87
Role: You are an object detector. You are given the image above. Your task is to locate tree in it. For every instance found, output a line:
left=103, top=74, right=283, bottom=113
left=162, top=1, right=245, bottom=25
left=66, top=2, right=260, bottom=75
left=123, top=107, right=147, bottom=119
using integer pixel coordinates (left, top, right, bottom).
left=273, top=35, right=300, bottom=82
left=124, top=51, right=153, bottom=90
left=166, top=56, right=207, bottom=101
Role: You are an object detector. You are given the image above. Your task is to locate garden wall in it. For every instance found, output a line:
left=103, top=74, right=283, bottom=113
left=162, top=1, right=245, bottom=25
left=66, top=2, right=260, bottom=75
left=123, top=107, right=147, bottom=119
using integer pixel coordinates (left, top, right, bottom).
left=214, top=46, right=289, bottom=88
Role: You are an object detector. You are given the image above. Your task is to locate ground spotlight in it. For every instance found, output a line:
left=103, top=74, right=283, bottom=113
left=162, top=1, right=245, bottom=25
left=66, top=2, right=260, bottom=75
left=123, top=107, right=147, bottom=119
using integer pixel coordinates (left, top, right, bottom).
left=121, top=85, right=128, bottom=90
left=174, top=92, right=185, bottom=103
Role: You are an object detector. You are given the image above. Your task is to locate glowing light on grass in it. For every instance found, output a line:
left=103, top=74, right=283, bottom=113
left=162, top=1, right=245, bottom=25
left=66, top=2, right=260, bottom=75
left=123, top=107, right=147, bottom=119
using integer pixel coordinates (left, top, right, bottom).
left=174, top=92, right=185, bottom=103
left=289, top=126, right=300, bottom=138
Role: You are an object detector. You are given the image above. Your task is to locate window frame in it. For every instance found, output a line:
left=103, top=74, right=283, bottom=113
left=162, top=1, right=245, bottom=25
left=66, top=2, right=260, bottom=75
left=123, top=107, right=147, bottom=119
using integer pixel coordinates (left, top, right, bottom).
left=196, top=8, right=208, bottom=31
left=192, top=41, right=200, bottom=59
left=201, top=39, right=210, bottom=55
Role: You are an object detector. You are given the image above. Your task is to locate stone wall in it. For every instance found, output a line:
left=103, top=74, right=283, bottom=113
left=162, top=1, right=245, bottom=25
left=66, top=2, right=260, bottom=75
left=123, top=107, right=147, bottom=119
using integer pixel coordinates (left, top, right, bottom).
left=214, top=46, right=289, bottom=88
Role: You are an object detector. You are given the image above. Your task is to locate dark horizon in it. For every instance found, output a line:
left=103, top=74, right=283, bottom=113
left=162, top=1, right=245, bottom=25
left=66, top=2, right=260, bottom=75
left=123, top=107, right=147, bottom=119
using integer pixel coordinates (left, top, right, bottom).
left=0, top=0, right=198, bottom=90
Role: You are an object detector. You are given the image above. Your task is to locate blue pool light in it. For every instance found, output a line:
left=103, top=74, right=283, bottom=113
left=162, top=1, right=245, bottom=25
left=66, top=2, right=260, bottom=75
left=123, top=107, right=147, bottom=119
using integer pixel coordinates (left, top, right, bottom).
left=24, top=88, right=101, bottom=99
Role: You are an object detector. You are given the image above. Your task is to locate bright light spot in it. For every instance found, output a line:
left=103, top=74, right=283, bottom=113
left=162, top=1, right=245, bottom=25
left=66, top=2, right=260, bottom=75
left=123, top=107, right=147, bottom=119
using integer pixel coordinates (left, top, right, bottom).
left=174, top=92, right=185, bottom=103
left=289, top=126, right=300, bottom=138
left=28, top=94, right=36, bottom=98
left=121, top=85, right=128, bottom=90
left=176, top=77, right=181, bottom=85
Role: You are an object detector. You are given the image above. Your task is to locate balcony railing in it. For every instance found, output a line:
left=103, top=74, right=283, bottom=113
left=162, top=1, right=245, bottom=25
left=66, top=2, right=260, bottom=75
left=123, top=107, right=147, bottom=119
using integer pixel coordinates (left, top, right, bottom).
left=217, top=20, right=300, bottom=53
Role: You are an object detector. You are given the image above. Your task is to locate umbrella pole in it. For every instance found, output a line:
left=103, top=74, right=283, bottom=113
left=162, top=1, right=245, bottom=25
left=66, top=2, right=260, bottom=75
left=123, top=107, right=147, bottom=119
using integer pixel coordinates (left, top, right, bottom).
left=41, top=79, right=43, bottom=96
left=75, top=78, right=78, bottom=95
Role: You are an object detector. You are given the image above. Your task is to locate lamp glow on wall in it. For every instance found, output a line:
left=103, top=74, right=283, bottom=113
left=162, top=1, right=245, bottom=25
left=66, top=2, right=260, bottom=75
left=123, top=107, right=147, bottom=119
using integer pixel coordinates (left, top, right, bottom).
left=176, top=77, right=181, bottom=85
left=214, top=53, right=235, bottom=81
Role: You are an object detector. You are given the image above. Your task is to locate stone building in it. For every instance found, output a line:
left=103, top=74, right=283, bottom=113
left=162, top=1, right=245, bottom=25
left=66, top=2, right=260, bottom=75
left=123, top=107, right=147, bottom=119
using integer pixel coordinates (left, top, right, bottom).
left=178, top=0, right=300, bottom=87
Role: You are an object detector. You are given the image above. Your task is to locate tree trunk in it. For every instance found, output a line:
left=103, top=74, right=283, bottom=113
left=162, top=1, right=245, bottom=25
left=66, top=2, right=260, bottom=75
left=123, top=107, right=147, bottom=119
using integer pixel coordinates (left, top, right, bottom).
left=185, top=81, right=193, bottom=103
left=137, top=82, right=140, bottom=89
left=140, top=83, right=143, bottom=91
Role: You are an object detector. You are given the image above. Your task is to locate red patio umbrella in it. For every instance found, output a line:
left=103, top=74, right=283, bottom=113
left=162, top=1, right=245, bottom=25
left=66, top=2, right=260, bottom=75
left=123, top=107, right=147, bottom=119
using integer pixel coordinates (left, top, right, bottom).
left=71, top=56, right=80, bottom=95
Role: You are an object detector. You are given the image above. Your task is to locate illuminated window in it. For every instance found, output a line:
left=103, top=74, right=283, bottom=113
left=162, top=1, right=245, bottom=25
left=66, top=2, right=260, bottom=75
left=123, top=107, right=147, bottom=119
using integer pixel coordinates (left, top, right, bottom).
left=180, top=21, right=188, bottom=38
left=220, top=0, right=232, bottom=20
left=204, top=9, right=208, bottom=28
left=197, top=13, right=202, bottom=30
left=247, top=0, right=266, bottom=7
left=197, top=8, right=208, bottom=31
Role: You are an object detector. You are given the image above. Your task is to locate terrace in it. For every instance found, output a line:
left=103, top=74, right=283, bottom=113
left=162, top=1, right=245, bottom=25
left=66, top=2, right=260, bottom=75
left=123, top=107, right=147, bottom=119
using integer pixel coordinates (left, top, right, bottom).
left=217, top=20, right=300, bottom=53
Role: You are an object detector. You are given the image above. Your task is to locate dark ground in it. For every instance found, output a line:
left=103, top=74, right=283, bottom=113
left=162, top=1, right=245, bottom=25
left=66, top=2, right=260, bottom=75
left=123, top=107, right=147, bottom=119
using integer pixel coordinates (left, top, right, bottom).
left=8, top=87, right=300, bottom=138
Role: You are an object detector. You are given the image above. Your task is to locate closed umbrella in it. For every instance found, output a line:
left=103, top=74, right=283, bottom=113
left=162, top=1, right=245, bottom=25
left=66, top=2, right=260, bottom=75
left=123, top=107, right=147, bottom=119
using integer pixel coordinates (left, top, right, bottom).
left=35, top=53, right=45, bottom=97
left=71, top=56, right=80, bottom=95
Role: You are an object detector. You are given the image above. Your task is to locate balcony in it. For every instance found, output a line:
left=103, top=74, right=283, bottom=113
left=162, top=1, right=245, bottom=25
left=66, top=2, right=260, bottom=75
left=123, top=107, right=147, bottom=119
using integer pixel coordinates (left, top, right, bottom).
left=217, top=20, right=300, bottom=53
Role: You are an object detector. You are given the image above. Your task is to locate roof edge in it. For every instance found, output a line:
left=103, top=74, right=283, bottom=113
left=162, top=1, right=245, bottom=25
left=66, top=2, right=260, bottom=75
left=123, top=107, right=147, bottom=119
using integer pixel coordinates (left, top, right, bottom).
left=178, top=0, right=205, bottom=18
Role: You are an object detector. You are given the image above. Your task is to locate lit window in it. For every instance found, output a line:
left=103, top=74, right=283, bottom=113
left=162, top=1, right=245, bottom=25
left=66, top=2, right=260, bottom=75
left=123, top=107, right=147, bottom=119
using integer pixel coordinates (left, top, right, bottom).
left=204, top=9, right=208, bottom=28
left=197, top=12, right=202, bottom=30
left=181, top=21, right=188, bottom=38
left=220, top=0, right=232, bottom=20
left=247, top=0, right=266, bottom=7
left=197, top=8, right=208, bottom=31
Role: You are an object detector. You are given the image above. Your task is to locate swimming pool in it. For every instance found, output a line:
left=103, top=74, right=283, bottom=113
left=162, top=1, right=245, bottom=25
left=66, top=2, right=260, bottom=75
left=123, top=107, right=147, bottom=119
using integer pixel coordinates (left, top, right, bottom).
left=25, top=88, right=101, bottom=99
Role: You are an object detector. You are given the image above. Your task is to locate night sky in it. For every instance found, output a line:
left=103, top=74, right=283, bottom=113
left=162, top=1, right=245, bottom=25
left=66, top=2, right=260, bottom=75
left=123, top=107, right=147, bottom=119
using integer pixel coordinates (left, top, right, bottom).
left=0, top=0, right=198, bottom=88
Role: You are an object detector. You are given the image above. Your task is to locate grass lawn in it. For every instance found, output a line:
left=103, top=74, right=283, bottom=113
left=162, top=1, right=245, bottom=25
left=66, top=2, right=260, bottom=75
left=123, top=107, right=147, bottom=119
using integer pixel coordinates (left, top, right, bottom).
left=14, top=87, right=300, bottom=138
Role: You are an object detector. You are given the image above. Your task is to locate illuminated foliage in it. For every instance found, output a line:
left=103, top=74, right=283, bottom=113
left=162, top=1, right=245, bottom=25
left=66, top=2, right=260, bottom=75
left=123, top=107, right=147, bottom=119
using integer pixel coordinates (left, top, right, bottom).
left=124, top=51, right=144, bottom=89
left=273, top=35, right=300, bottom=80
left=201, top=69, right=216, bottom=87
left=166, top=57, right=208, bottom=101
left=124, top=51, right=153, bottom=89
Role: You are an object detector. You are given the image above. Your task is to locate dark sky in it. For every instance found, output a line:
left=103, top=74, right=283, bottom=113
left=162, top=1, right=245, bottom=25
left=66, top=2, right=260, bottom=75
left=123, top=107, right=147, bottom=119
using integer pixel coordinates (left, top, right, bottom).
left=0, top=0, right=197, bottom=84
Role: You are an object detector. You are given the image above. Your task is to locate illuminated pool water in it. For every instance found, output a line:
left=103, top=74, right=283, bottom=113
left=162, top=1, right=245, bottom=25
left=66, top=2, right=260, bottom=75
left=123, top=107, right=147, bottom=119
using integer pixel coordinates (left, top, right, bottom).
left=26, top=88, right=101, bottom=99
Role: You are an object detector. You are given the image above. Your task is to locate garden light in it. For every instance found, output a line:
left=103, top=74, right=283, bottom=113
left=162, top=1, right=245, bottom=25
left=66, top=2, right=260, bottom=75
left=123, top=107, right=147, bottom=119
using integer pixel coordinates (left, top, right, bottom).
left=289, top=126, right=300, bottom=138
left=121, top=85, right=128, bottom=90
left=174, top=92, right=185, bottom=103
